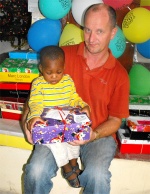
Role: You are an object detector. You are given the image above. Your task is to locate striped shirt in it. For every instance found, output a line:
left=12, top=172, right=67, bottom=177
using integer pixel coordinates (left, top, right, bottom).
left=27, top=74, right=88, bottom=121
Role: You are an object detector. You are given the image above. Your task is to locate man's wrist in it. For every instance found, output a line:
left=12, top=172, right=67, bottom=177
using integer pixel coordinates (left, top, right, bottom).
left=93, top=130, right=101, bottom=140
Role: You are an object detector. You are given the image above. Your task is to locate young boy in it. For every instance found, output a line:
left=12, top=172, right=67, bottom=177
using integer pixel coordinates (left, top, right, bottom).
left=27, top=45, right=90, bottom=188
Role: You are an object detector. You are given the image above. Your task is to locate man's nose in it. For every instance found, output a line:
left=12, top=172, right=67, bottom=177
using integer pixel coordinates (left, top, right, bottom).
left=89, top=32, right=95, bottom=42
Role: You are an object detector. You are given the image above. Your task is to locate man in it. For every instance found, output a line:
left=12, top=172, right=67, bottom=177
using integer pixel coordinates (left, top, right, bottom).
left=22, top=3, right=129, bottom=194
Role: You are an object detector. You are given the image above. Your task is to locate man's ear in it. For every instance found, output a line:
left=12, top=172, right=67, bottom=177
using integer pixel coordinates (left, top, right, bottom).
left=110, top=26, right=117, bottom=40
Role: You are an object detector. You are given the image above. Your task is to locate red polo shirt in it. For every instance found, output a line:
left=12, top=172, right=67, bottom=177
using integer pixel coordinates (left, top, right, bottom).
left=62, top=42, right=129, bottom=134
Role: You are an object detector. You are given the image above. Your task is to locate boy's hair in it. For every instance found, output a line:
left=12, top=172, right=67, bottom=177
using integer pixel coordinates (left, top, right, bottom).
left=84, top=3, right=116, bottom=29
left=40, top=45, right=65, bottom=66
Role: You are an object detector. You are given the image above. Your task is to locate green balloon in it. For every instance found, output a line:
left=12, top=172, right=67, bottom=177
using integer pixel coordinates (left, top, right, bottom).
left=129, top=64, right=150, bottom=95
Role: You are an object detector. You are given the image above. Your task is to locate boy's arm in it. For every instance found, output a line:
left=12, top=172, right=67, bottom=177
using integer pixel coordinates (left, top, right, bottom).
left=21, top=97, right=33, bottom=144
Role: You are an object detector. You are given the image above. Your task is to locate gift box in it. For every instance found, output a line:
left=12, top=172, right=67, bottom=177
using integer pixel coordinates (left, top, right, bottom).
left=126, top=116, right=150, bottom=140
left=0, top=100, right=24, bottom=120
left=32, top=107, right=91, bottom=144
left=0, top=58, right=39, bottom=83
left=117, top=128, right=150, bottom=154
left=9, top=50, right=39, bottom=60
left=0, top=82, right=31, bottom=99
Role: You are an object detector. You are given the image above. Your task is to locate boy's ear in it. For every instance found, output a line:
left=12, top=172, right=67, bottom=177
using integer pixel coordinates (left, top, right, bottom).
left=39, top=64, right=42, bottom=73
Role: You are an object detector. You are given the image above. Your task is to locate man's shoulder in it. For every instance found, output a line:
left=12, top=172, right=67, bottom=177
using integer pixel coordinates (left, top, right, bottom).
left=61, top=42, right=83, bottom=54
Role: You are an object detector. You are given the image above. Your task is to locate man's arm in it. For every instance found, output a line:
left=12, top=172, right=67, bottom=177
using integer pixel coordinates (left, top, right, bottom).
left=69, top=115, right=122, bottom=145
left=92, top=115, right=122, bottom=140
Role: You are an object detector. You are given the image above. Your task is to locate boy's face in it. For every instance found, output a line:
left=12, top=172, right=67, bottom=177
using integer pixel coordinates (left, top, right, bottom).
left=39, top=57, right=65, bottom=85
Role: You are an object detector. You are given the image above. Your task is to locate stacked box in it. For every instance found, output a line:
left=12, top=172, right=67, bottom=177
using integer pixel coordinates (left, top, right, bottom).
left=0, top=58, right=39, bottom=83
left=32, top=107, right=91, bottom=144
left=126, top=116, right=150, bottom=140
left=0, top=100, right=24, bottom=120
left=9, top=50, right=39, bottom=60
left=0, top=82, right=31, bottom=99
left=117, top=128, right=150, bottom=154
left=129, top=95, right=150, bottom=105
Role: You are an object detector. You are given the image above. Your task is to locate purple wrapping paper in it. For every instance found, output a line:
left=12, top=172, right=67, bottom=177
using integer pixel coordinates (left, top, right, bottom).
left=32, top=107, right=91, bottom=144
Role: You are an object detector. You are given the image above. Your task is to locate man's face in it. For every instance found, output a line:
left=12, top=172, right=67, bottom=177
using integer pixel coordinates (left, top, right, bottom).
left=84, top=9, right=117, bottom=55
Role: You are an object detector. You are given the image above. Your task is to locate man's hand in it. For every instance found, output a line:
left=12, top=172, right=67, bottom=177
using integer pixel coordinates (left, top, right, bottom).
left=69, top=128, right=95, bottom=146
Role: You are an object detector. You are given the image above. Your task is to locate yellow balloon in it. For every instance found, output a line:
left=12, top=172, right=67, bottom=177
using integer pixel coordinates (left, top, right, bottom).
left=122, top=7, right=150, bottom=43
left=59, top=23, right=84, bottom=46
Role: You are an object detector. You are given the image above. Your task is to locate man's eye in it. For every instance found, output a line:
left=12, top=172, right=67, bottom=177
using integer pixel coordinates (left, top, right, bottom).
left=97, top=30, right=103, bottom=34
left=84, top=28, right=91, bottom=33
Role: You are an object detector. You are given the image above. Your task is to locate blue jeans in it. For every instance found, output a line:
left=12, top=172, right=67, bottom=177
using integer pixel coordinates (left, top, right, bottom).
left=24, top=136, right=117, bottom=194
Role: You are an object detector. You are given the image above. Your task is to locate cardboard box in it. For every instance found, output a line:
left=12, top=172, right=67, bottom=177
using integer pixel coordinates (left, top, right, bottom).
left=32, top=107, right=91, bottom=144
left=0, top=82, right=31, bottom=99
left=9, top=50, right=39, bottom=60
left=0, top=108, right=22, bottom=120
left=0, top=58, right=39, bottom=83
left=126, top=116, right=150, bottom=140
left=0, top=58, right=39, bottom=73
left=0, top=82, right=31, bottom=90
left=0, top=100, right=24, bottom=111
left=129, top=95, right=150, bottom=105
left=117, top=128, right=150, bottom=154
left=0, top=89, right=30, bottom=99
left=0, top=100, right=24, bottom=120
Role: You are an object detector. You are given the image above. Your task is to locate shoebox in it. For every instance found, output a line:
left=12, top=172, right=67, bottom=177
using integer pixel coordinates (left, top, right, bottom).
left=32, top=107, right=91, bottom=144
left=0, top=58, right=39, bottom=83
left=0, top=82, right=31, bottom=99
left=117, top=128, right=150, bottom=154
left=9, top=50, right=39, bottom=60
left=129, top=95, right=150, bottom=104
left=0, top=99, right=24, bottom=120
left=126, top=116, right=150, bottom=140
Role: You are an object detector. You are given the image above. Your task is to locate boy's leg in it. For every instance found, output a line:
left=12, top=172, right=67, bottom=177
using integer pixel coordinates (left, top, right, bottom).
left=62, top=161, right=80, bottom=188
left=69, top=158, right=81, bottom=175
left=79, top=136, right=117, bottom=194
left=24, top=145, right=58, bottom=194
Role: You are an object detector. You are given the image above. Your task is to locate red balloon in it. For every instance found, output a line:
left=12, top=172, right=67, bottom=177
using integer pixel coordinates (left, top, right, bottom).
left=103, top=0, right=133, bottom=10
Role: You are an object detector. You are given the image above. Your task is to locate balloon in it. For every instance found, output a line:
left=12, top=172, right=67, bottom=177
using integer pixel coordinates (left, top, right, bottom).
left=137, top=39, right=150, bottom=59
left=103, top=0, right=133, bottom=10
left=72, top=0, right=104, bottom=26
left=27, top=19, right=61, bottom=52
left=39, top=0, right=71, bottom=20
left=109, top=26, right=126, bottom=58
left=59, top=23, right=84, bottom=46
left=122, top=7, right=150, bottom=43
left=129, top=64, right=150, bottom=95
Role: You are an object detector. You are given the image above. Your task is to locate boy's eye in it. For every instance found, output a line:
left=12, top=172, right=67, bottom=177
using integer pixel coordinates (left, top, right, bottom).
left=46, top=72, right=51, bottom=75
left=57, top=71, right=62, bottom=74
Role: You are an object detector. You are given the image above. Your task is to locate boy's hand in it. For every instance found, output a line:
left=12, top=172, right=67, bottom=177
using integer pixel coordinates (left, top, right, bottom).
left=81, top=105, right=90, bottom=118
left=27, top=117, right=45, bottom=131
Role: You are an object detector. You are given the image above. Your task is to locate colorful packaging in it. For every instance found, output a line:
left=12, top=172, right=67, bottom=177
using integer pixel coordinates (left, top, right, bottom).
left=9, top=50, right=39, bottom=60
left=32, top=107, right=91, bottom=144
